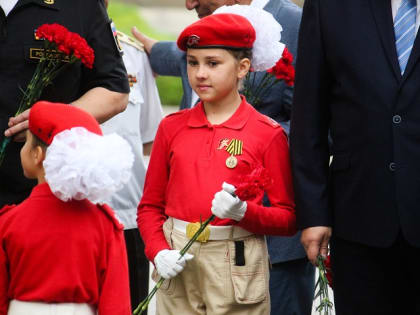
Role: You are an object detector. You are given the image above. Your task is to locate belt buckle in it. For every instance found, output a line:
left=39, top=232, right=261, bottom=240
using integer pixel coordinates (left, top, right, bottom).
left=186, top=222, right=210, bottom=242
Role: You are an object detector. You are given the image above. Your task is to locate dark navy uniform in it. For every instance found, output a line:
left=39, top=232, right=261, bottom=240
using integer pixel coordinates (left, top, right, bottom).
left=0, top=0, right=129, bottom=207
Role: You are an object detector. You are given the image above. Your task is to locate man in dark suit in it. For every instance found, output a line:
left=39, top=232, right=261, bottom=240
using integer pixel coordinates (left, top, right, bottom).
left=290, top=0, right=420, bottom=313
left=133, top=1, right=315, bottom=314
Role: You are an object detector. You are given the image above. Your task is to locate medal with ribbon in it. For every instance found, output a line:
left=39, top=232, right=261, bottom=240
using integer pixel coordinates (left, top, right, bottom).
left=225, top=139, right=243, bottom=169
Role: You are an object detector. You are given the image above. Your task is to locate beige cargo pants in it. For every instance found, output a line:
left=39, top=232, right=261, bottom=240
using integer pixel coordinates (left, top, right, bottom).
left=153, top=218, right=270, bottom=315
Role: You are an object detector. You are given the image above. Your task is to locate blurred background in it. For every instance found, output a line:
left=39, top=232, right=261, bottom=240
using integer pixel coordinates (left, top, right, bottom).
left=108, top=0, right=304, bottom=107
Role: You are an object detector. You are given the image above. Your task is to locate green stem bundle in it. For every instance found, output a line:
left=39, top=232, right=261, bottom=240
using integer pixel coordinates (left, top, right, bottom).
left=314, top=255, right=333, bottom=315
left=132, top=215, right=216, bottom=315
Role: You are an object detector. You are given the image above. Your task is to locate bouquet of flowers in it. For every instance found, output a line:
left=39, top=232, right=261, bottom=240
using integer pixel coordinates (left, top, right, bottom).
left=0, top=23, right=94, bottom=165
left=243, top=47, right=295, bottom=107
left=314, top=254, right=334, bottom=315
left=133, top=165, right=272, bottom=315
left=213, top=4, right=295, bottom=108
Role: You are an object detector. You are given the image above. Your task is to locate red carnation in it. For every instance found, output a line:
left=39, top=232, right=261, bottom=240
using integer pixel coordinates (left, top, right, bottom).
left=324, top=255, right=333, bottom=288
left=235, top=166, right=273, bottom=201
left=267, top=47, right=295, bottom=86
left=35, top=23, right=94, bottom=69
left=0, top=23, right=96, bottom=164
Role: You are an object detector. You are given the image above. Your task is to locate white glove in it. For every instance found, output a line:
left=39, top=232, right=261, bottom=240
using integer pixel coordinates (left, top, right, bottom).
left=211, top=182, right=247, bottom=221
left=154, top=249, right=194, bottom=279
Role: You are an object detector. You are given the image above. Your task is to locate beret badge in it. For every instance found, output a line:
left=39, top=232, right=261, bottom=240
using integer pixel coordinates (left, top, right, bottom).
left=187, top=35, right=200, bottom=47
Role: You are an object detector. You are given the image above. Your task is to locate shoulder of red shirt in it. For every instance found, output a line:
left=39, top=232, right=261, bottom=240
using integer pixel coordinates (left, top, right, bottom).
left=163, top=108, right=190, bottom=121
left=158, top=108, right=191, bottom=134
left=97, top=203, right=124, bottom=231
left=256, top=114, right=281, bottom=129
left=250, top=110, right=288, bottom=144
left=0, top=204, right=17, bottom=216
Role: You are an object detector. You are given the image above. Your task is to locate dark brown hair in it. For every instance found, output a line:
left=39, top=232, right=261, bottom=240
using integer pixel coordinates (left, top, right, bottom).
left=226, top=48, right=253, bottom=62
left=30, top=132, right=48, bottom=150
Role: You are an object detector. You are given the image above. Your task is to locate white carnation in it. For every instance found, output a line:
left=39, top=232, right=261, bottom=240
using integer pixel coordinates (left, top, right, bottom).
left=213, top=4, right=285, bottom=71
left=44, top=127, right=134, bottom=204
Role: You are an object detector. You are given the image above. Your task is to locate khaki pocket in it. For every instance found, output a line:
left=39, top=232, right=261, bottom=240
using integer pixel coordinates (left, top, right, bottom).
left=162, top=218, right=174, bottom=248
left=228, top=235, right=269, bottom=304
left=151, top=267, right=176, bottom=295
left=152, top=219, right=176, bottom=295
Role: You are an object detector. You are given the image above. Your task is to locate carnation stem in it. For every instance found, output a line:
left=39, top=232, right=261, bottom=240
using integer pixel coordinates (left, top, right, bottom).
left=132, top=215, right=216, bottom=315
left=314, top=255, right=333, bottom=315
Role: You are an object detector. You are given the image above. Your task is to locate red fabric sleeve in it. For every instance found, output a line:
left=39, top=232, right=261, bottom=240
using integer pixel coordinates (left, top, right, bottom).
left=0, top=239, right=9, bottom=315
left=237, top=130, right=296, bottom=236
left=97, top=227, right=131, bottom=315
left=137, top=124, right=171, bottom=262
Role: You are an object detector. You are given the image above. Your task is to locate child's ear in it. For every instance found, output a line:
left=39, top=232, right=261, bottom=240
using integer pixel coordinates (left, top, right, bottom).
left=32, top=146, right=46, bottom=166
left=237, top=58, right=251, bottom=80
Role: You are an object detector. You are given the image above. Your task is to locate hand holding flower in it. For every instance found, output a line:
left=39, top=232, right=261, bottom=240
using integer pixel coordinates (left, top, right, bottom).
left=211, top=182, right=247, bottom=221
left=154, top=249, right=194, bottom=279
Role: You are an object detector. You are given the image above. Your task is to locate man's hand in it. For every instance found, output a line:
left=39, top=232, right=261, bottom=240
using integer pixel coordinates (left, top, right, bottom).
left=131, top=27, right=157, bottom=55
left=301, top=226, right=332, bottom=265
left=5, top=109, right=30, bottom=142
left=154, top=249, right=194, bottom=279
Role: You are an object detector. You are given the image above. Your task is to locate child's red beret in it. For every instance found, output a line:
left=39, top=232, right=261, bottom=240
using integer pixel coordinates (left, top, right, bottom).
left=177, top=13, right=256, bottom=51
left=29, top=101, right=102, bottom=145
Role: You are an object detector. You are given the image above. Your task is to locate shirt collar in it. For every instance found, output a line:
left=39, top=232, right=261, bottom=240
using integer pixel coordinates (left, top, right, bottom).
left=250, top=0, right=269, bottom=9
left=29, top=182, right=55, bottom=198
left=187, top=96, right=252, bottom=130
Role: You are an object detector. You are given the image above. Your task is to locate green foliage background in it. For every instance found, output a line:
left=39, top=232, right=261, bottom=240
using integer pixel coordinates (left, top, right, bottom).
left=108, top=1, right=182, bottom=106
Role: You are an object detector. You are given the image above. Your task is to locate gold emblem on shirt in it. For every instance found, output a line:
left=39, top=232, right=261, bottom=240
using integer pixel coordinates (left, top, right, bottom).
left=224, top=139, right=243, bottom=169
left=217, top=138, right=230, bottom=150
left=226, top=155, right=238, bottom=169
left=29, top=48, right=70, bottom=62
left=44, top=0, right=54, bottom=4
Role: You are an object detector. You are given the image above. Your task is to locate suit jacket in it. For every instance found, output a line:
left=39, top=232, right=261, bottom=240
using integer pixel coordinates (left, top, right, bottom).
left=290, top=0, right=420, bottom=248
left=150, top=0, right=304, bottom=263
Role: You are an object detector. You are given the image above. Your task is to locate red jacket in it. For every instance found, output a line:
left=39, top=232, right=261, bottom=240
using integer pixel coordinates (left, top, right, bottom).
left=138, top=98, right=296, bottom=261
left=0, top=183, right=131, bottom=315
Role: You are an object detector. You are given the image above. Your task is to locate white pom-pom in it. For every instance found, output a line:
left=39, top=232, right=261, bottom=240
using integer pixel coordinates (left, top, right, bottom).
left=44, top=127, right=134, bottom=204
left=213, top=5, right=285, bottom=71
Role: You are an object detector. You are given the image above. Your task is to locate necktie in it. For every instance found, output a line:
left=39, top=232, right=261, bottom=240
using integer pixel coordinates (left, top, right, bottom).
left=394, top=0, right=417, bottom=74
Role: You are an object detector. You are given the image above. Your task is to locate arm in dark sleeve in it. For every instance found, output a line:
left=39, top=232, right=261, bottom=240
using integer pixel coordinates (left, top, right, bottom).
left=289, top=0, right=332, bottom=230
left=81, top=0, right=129, bottom=94
left=149, top=41, right=186, bottom=77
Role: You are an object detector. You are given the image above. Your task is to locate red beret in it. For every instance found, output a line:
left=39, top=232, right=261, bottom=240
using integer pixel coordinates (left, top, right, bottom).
left=29, top=101, right=102, bottom=145
left=177, top=13, right=256, bottom=51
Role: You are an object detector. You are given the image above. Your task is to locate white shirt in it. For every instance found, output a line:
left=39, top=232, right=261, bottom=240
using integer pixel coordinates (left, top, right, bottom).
left=101, top=38, right=163, bottom=229
left=251, top=0, right=269, bottom=9
left=189, top=0, right=270, bottom=108
left=392, top=0, right=420, bottom=34
left=0, top=0, right=18, bottom=16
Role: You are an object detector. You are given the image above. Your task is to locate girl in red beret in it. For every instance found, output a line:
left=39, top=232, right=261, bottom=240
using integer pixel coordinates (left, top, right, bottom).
left=0, top=101, right=134, bottom=315
left=138, top=6, right=295, bottom=315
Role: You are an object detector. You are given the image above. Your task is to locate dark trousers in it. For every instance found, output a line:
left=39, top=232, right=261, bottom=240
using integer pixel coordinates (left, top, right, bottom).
left=269, top=258, right=315, bottom=315
left=124, top=229, right=149, bottom=312
left=331, top=233, right=420, bottom=315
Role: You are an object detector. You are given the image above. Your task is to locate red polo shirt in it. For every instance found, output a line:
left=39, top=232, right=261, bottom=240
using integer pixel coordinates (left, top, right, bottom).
left=0, top=183, right=131, bottom=315
left=138, top=97, right=296, bottom=261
